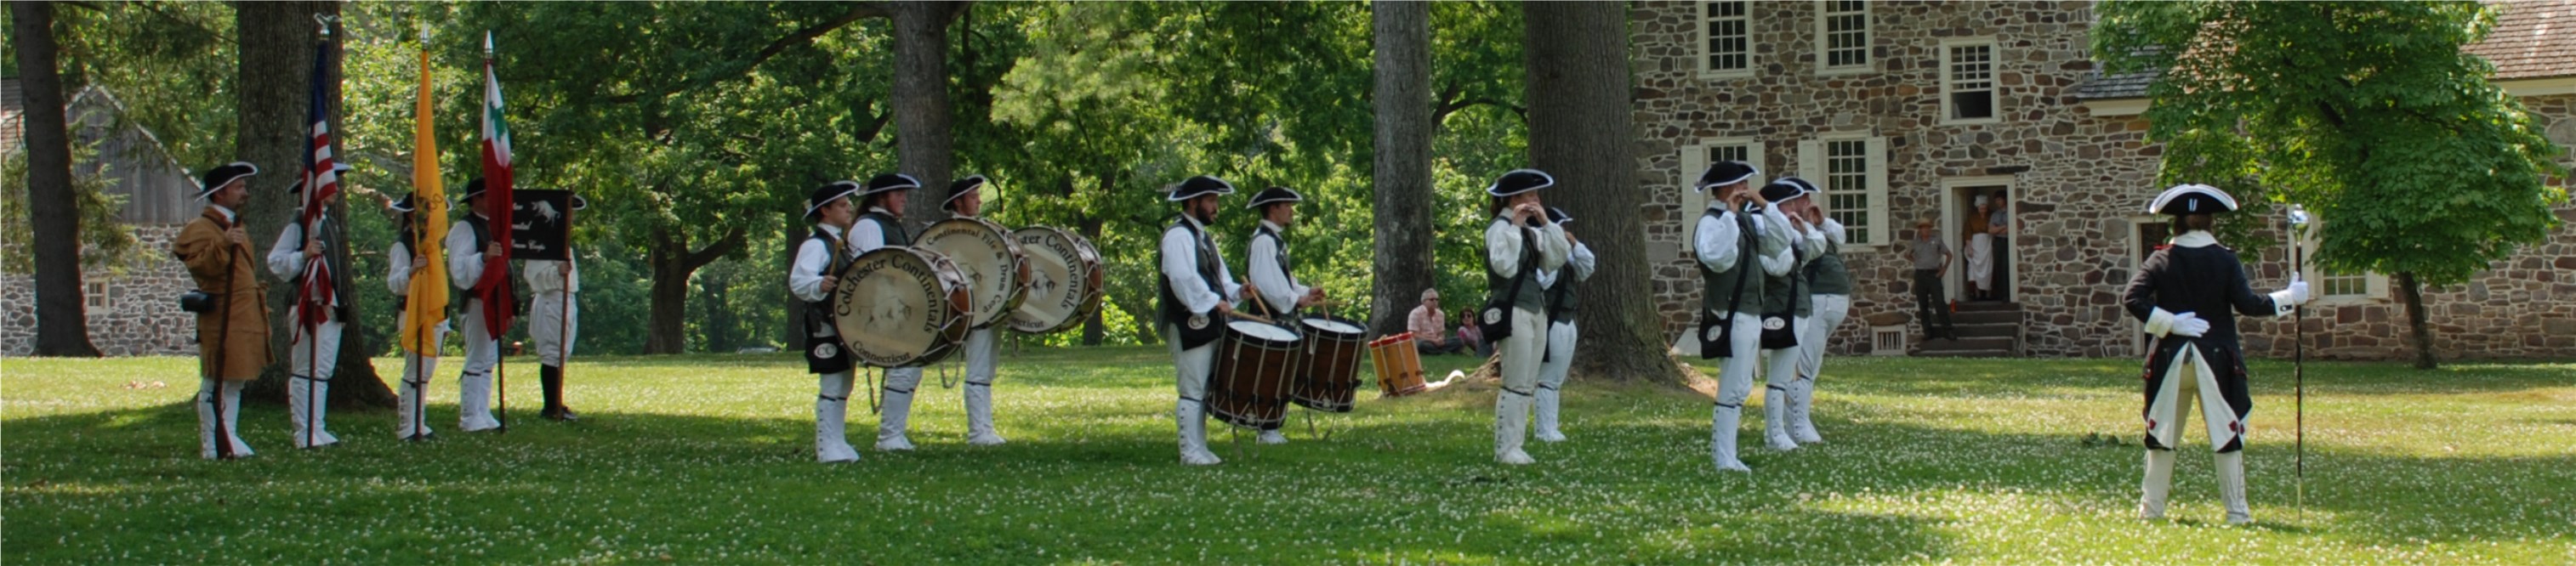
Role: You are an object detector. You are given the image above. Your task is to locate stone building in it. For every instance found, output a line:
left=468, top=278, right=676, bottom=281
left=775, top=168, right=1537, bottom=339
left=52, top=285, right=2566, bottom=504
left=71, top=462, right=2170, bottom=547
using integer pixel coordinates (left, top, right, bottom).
left=1627, top=1, right=2576, bottom=359
left=2, top=81, right=204, bottom=355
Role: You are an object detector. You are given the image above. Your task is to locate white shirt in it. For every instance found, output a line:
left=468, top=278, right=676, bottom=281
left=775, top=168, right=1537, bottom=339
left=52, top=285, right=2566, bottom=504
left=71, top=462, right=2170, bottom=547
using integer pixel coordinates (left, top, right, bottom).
left=388, top=241, right=417, bottom=295
left=446, top=214, right=487, bottom=290
left=1820, top=218, right=1849, bottom=246
left=789, top=224, right=854, bottom=303
left=1159, top=214, right=1242, bottom=317
left=1245, top=220, right=1310, bottom=314
left=851, top=207, right=898, bottom=253
left=1484, top=214, right=1569, bottom=279
left=210, top=204, right=238, bottom=224
left=264, top=221, right=341, bottom=306
left=1753, top=206, right=1803, bottom=276
left=523, top=258, right=580, bottom=294
left=1537, top=239, right=1596, bottom=289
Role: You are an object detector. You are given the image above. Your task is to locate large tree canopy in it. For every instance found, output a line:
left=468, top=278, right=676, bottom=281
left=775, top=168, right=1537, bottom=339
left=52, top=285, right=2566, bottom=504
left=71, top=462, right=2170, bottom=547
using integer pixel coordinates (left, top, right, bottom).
left=2094, top=0, right=2569, bottom=368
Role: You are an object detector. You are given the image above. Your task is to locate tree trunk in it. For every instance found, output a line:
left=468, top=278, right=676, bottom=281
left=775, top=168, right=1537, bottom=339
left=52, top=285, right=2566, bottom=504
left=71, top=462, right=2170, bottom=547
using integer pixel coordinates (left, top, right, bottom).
left=1368, top=0, right=1436, bottom=337
left=891, top=1, right=959, bottom=227
left=643, top=225, right=746, bottom=354
left=236, top=2, right=391, bottom=406
left=1522, top=1, right=1680, bottom=385
left=2395, top=271, right=2438, bottom=370
left=11, top=1, right=102, bottom=357
left=1078, top=214, right=1106, bottom=347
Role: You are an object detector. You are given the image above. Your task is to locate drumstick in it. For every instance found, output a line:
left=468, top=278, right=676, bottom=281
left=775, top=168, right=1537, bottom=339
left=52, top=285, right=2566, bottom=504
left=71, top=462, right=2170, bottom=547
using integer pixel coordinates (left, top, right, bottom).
left=1231, top=311, right=1279, bottom=325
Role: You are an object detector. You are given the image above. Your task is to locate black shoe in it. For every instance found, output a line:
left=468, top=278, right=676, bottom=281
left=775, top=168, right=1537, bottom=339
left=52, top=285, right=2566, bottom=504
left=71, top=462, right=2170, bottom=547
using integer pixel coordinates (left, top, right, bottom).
left=402, top=432, right=439, bottom=443
left=543, top=406, right=579, bottom=422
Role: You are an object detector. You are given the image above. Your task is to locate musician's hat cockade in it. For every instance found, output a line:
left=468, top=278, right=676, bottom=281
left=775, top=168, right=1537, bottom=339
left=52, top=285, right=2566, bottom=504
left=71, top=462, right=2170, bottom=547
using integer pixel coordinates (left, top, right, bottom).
left=1486, top=169, right=1555, bottom=196
left=196, top=161, right=259, bottom=199
left=1162, top=175, right=1237, bottom=201
left=1246, top=186, right=1303, bottom=209
left=805, top=180, right=863, bottom=220
left=2147, top=184, right=2239, bottom=216
left=1695, top=161, right=1758, bottom=191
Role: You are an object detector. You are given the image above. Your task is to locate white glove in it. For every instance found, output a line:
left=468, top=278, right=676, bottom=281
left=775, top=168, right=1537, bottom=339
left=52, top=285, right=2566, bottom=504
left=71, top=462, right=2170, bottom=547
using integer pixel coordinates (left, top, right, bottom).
left=2274, top=280, right=2312, bottom=307
left=2169, top=311, right=2209, bottom=337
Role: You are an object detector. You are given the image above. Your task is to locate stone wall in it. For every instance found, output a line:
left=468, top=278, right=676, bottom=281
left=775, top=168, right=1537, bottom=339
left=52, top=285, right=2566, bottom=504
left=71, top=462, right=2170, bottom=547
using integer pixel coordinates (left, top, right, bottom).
left=2, top=224, right=199, bottom=356
left=1629, top=1, right=2576, bottom=359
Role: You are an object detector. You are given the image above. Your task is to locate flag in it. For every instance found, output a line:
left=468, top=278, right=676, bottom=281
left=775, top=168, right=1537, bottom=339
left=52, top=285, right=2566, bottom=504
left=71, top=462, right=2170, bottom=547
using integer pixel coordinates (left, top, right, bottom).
left=402, top=29, right=451, bottom=355
left=294, top=41, right=341, bottom=331
left=475, top=31, right=517, bottom=334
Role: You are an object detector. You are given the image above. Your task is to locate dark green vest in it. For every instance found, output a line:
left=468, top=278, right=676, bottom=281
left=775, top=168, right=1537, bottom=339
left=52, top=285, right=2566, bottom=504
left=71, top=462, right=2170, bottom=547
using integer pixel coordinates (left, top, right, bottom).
left=1485, top=218, right=1547, bottom=314
left=856, top=211, right=910, bottom=246
left=1698, top=207, right=1761, bottom=318
left=1808, top=237, right=1852, bottom=296
left=1157, top=218, right=1225, bottom=348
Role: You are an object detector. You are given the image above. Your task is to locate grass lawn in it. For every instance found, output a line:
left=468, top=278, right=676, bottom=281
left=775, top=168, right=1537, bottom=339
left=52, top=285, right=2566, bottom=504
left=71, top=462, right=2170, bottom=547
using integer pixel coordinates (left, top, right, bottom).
left=4, top=348, right=2571, bottom=564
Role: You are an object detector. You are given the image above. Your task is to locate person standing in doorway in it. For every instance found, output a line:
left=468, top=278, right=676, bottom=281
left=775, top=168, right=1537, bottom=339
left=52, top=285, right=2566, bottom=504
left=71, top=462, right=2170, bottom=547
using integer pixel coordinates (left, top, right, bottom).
left=1908, top=220, right=1958, bottom=342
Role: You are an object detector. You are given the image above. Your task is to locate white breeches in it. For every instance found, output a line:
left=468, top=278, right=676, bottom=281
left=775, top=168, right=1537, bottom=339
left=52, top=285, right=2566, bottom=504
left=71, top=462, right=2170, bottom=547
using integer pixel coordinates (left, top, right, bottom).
left=1163, top=324, right=1216, bottom=402
left=1537, top=320, right=1578, bottom=391
left=1712, top=313, right=1763, bottom=408
left=530, top=291, right=577, bottom=365
left=458, top=300, right=500, bottom=375
left=1498, top=308, right=1547, bottom=393
left=964, top=327, right=998, bottom=384
left=2146, top=345, right=2245, bottom=451
left=1798, top=295, right=1850, bottom=382
left=1761, top=316, right=1811, bottom=391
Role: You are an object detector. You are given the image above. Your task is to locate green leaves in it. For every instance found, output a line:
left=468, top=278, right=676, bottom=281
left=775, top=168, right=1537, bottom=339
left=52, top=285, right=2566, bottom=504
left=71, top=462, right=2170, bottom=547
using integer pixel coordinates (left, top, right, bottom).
left=2093, top=0, right=2567, bottom=284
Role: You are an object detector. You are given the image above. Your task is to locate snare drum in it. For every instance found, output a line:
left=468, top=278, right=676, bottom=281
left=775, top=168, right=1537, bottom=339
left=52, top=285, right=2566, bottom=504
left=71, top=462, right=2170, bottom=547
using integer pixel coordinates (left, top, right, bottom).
left=1369, top=332, right=1429, bottom=398
left=1005, top=227, right=1106, bottom=334
left=833, top=247, right=973, bottom=368
left=1290, top=315, right=1368, bottom=412
left=917, top=218, right=1030, bottom=329
left=1208, top=318, right=1301, bottom=428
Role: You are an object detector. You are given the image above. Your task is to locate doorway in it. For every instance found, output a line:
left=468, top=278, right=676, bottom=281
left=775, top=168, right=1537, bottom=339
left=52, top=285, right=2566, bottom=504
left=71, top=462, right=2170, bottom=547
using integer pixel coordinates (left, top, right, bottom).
left=1938, top=178, right=2015, bottom=304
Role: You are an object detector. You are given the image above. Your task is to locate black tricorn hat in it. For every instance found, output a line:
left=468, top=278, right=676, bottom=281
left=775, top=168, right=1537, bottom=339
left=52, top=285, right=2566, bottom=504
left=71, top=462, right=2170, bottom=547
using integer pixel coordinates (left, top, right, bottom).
left=1486, top=169, right=1555, bottom=196
left=456, top=178, right=489, bottom=203
left=1162, top=175, right=1237, bottom=201
left=862, top=173, right=922, bottom=196
left=389, top=192, right=419, bottom=212
left=1759, top=179, right=1810, bottom=204
left=1696, top=161, right=1757, bottom=191
left=1246, top=186, right=1304, bottom=209
left=1545, top=207, right=1572, bottom=225
left=805, top=180, right=863, bottom=220
left=946, top=174, right=987, bottom=206
left=2147, top=184, right=2238, bottom=216
left=196, top=161, right=259, bottom=199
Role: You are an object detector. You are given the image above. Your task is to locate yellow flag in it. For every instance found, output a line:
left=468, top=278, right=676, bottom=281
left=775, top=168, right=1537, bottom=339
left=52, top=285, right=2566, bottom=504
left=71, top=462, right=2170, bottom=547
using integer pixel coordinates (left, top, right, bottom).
left=402, top=40, right=452, bottom=354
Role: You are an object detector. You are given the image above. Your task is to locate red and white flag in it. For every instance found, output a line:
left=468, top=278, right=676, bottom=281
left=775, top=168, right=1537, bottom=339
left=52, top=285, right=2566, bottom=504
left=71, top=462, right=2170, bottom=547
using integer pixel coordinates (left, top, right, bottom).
left=475, top=31, right=517, bottom=333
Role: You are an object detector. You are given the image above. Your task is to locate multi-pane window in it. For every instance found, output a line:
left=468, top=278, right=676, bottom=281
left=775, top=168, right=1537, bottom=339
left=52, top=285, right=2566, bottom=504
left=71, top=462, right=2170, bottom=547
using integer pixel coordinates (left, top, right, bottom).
left=1703, top=2, right=1751, bottom=74
left=1944, top=42, right=1997, bottom=122
left=1826, top=140, right=1873, bottom=243
left=2319, top=269, right=2370, bottom=297
left=1821, top=1, right=1869, bottom=71
left=1709, top=144, right=1749, bottom=170
left=85, top=281, right=109, bottom=309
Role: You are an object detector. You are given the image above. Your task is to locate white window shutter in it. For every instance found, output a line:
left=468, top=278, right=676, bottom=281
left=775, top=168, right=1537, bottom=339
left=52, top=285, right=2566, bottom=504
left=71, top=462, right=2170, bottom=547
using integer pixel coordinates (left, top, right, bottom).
left=1798, top=140, right=1823, bottom=184
left=1864, top=136, right=1890, bottom=246
left=1746, top=142, right=1770, bottom=190
left=1680, top=144, right=1709, bottom=253
left=2366, top=272, right=2391, bottom=300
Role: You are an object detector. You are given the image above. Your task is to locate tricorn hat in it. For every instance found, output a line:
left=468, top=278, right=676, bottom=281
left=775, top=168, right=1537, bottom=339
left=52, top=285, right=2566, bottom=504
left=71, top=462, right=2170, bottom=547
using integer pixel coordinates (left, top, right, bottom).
left=1162, top=175, right=1237, bottom=201
left=1696, top=161, right=1758, bottom=191
left=1246, top=186, right=1304, bottom=209
left=1486, top=169, right=1555, bottom=196
left=805, top=180, right=863, bottom=220
left=196, top=161, right=259, bottom=199
left=946, top=174, right=987, bottom=207
left=2147, top=184, right=2238, bottom=216
left=1758, top=179, right=1810, bottom=204
left=862, top=173, right=922, bottom=197
left=1545, top=207, right=1572, bottom=225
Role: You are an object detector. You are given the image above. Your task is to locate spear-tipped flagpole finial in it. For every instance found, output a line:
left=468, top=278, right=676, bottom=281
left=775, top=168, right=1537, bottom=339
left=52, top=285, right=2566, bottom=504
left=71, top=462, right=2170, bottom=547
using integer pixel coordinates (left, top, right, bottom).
left=484, top=31, right=494, bottom=56
left=315, top=14, right=336, bottom=38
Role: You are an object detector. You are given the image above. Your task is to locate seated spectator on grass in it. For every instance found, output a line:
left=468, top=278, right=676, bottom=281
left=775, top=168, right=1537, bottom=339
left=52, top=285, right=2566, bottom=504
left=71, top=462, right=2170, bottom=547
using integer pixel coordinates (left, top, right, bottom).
left=1407, top=289, right=1484, bottom=355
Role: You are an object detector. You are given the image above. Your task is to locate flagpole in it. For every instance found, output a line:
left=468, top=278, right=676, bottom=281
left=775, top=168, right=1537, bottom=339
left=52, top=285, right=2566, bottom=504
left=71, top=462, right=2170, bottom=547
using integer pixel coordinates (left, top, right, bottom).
left=2286, top=204, right=2311, bottom=524
left=486, top=31, right=509, bottom=434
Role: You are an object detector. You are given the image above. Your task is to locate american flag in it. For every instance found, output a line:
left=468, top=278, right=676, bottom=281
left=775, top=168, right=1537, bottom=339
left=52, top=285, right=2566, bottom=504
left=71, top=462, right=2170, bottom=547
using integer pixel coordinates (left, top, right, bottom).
left=294, top=42, right=339, bottom=330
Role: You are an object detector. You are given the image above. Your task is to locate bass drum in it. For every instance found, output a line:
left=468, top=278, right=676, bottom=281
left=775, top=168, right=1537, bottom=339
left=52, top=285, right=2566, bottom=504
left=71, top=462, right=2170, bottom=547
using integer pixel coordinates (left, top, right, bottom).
left=1004, top=227, right=1106, bottom=334
left=916, top=218, right=1030, bottom=329
left=833, top=247, right=973, bottom=368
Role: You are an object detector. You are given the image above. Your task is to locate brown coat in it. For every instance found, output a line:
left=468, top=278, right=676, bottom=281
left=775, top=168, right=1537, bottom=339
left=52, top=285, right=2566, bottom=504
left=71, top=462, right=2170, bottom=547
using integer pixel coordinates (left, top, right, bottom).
left=173, top=207, right=272, bottom=381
